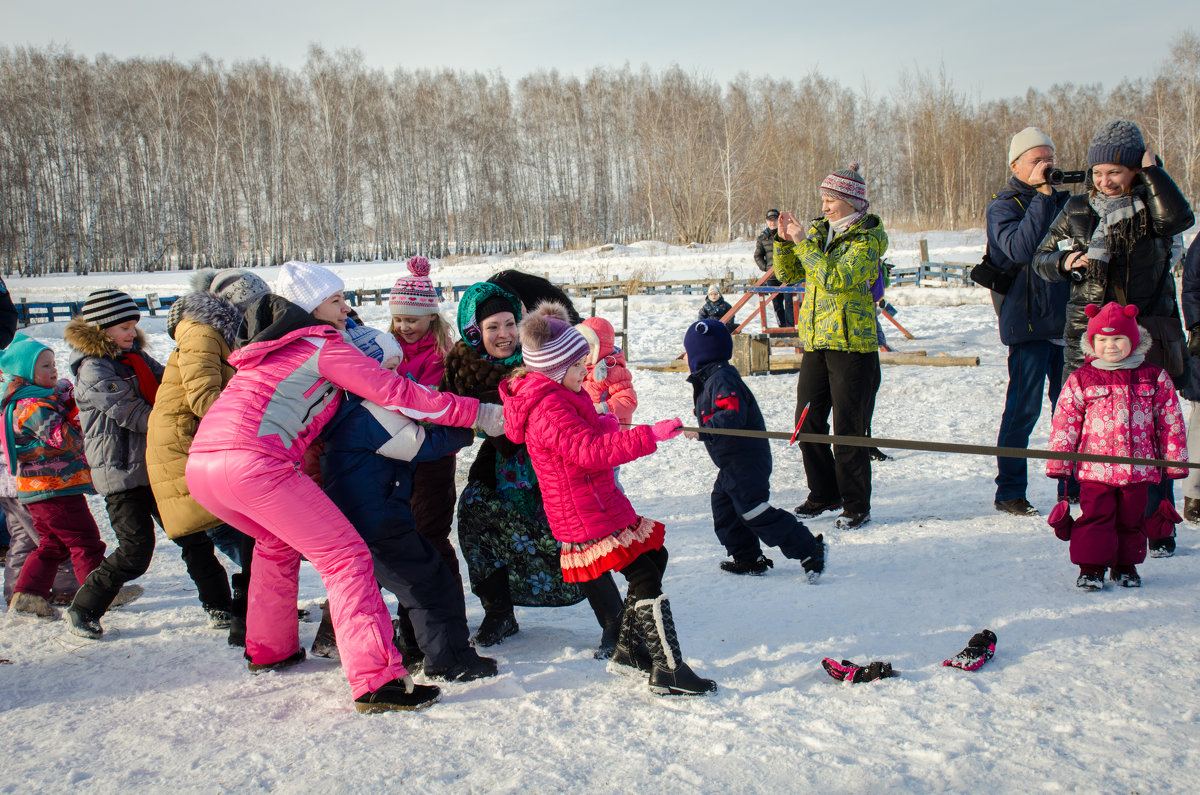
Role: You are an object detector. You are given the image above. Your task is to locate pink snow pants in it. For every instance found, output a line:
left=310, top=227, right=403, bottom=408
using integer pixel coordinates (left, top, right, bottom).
left=186, top=449, right=406, bottom=698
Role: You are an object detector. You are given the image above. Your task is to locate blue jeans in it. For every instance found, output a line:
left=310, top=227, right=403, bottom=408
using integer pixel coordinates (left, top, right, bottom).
left=995, top=340, right=1064, bottom=502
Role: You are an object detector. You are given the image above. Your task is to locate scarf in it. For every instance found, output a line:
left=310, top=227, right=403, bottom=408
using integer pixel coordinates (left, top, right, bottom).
left=1086, top=192, right=1147, bottom=264
left=1090, top=353, right=1145, bottom=371
left=1, top=380, right=54, bottom=473
left=120, top=351, right=160, bottom=406
left=826, top=210, right=868, bottom=250
left=456, top=282, right=524, bottom=367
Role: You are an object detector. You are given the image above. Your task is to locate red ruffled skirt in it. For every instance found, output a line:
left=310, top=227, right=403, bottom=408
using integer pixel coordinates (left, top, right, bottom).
left=560, top=516, right=665, bottom=583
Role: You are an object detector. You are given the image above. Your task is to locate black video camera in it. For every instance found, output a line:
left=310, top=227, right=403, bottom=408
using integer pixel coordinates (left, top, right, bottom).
left=1048, top=169, right=1086, bottom=185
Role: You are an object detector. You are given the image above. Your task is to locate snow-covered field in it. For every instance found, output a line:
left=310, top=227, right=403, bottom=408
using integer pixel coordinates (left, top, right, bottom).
left=3, top=232, right=1200, bottom=793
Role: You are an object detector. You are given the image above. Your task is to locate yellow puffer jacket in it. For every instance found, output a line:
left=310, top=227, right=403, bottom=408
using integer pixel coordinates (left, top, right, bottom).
left=146, top=293, right=240, bottom=538
left=774, top=214, right=888, bottom=353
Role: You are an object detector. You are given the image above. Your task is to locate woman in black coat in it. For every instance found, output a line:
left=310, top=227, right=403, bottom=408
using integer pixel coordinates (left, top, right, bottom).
left=1032, top=119, right=1194, bottom=557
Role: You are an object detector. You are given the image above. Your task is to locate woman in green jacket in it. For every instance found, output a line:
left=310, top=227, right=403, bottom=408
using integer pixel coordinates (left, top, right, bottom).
left=775, top=163, right=888, bottom=530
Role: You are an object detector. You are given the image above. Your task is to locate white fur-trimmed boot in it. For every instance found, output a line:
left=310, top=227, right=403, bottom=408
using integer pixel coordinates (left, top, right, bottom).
left=633, top=595, right=717, bottom=696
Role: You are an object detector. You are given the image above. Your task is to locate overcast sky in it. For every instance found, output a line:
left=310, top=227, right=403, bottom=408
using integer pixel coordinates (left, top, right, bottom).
left=3, top=0, right=1197, bottom=100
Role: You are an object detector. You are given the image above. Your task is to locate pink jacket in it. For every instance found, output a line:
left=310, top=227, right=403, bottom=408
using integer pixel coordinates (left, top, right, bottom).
left=395, top=331, right=445, bottom=388
left=579, top=317, right=637, bottom=425
left=192, top=325, right=479, bottom=464
left=1047, top=360, right=1187, bottom=485
left=500, top=371, right=657, bottom=544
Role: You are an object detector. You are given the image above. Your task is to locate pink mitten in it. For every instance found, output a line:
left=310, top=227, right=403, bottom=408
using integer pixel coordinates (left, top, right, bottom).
left=1143, top=499, right=1182, bottom=540
left=597, top=413, right=620, bottom=434
left=651, top=418, right=683, bottom=441
left=1047, top=500, right=1073, bottom=542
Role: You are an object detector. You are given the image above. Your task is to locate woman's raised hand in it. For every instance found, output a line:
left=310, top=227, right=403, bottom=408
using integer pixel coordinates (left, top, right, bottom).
left=1143, top=144, right=1157, bottom=168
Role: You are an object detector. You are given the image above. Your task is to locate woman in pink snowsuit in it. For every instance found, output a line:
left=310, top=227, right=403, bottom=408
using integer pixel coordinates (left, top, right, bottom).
left=186, top=268, right=502, bottom=713
left=1047, top=302, right=1187, bottom=590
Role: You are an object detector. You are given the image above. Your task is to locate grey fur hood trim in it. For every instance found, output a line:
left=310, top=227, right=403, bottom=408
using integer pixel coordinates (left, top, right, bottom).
left=167, top=291, right=243, bottom=346
left=65, top=316, right=148, bottom=361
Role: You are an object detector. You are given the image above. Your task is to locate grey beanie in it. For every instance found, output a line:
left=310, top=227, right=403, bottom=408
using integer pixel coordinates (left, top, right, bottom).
left=209, top=269, right=271, bottom=311
left=1087, top=120, right=1145, bottom=169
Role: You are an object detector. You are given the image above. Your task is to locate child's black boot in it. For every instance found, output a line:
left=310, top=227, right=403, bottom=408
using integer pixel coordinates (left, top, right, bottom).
left=634, top=595, right=717, bottom=696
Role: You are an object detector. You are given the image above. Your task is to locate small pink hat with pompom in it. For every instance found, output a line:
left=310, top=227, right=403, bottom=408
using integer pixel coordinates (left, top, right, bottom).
left=389, top=256, right=439, bottom=314
left=1084, top=301, right=1140, bottom=348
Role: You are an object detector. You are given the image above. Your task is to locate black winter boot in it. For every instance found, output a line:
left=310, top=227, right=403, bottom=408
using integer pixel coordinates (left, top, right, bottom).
left=471, top=570, right=518, bottom=647
left=310, top=601, right=338, bottom=660
left=581, top=573, right=624, bottom=660
left=606, top=594, right=652, bottom=677
left=633, top=595, right=717, bottom=696
left=354, top=677, right=441, bottom=714
left=227, top=574, right=248, bottom=647
left=392, top=614, right=424, bottom=671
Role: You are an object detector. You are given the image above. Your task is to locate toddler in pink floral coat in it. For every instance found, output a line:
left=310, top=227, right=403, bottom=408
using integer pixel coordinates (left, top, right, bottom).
left=1046, top=302, right=1187, bottom=590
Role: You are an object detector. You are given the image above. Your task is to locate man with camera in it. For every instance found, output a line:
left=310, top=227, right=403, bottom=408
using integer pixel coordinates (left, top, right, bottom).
left=986, top=127, right=1073, bottom=516
left=753, top=209, right=794, bottom=328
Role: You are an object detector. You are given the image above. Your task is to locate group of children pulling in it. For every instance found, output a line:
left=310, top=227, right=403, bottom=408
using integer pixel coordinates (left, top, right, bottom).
left=0, top=245, right=1186, bottom=713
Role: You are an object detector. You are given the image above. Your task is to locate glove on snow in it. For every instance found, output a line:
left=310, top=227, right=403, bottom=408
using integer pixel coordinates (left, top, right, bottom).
left=821, top=658, right=897, bottom=683
left=474, top=403, right=505, bottom=437
left=942, top=629, right=997, bottom=672
left=651, top=418, right=683, bottom=441
left=1047, top=500, right=1074, bottom=541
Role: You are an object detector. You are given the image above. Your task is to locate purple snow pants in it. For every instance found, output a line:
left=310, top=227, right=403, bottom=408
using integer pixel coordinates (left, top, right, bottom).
left=1069, top=482, right=1149, bottom=568
left=186, top=449, right=407, bottom=699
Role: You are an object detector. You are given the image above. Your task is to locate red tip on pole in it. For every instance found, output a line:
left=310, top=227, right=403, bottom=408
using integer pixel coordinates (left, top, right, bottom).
left=789, top=404, right=810, bottom=446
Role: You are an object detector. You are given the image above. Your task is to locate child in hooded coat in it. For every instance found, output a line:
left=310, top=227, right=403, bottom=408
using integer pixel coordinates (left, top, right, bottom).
left=64, top=290, right=167, bottom=638
left=1047, top=302, right=1187, bottom=590
left=500, top=302, right=717, bottom=696
left=2, top=335, right=104, bottom=619
left=576, top=316, right=637, bottom=427
left=322, top=325, right=498, bottom=682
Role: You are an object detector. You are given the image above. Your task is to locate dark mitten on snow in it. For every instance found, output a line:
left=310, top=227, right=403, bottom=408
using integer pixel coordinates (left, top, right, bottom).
left=942, top=629, right=997, bottom=671
left=822, top=657, right=898, bottom=683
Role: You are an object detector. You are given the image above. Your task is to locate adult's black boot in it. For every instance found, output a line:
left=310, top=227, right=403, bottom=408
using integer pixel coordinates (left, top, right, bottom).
left=633, top=595, right=717, bottom=696
left=471, top=569, right=518, bottom=647
left=310, top=600, right=338, bottom=660
left=580, top=573, right=624, bottom=659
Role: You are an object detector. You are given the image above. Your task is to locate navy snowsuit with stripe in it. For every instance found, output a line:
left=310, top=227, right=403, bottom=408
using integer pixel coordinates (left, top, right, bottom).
left=688, top=362, right=819, bottom=561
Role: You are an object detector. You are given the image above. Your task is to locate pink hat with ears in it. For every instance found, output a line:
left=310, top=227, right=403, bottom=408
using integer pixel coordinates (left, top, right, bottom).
left=1084, top=302, right=1139, bottom=348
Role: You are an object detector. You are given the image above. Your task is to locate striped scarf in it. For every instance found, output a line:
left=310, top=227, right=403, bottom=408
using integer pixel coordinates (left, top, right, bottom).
left=1086, top=192, right=1147, bottom=264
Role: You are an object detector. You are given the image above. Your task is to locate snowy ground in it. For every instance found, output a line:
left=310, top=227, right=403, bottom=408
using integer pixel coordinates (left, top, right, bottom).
left=3, top=233, right=1200, bottom=793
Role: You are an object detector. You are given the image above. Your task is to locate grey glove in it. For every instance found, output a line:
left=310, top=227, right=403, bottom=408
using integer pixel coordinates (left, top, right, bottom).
left=475, top=402, right=506, bottom=437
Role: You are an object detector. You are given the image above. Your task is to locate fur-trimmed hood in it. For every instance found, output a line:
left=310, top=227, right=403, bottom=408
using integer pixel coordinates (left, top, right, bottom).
left=1080, top=323, right=1152, bottom=361
left=65, top=316, right=149, bottom=368
left=167, top=291, right=243, bottom=346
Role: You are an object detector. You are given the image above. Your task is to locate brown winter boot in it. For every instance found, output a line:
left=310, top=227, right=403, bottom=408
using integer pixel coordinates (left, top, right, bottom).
left=10, top=592, right=57, bottom=619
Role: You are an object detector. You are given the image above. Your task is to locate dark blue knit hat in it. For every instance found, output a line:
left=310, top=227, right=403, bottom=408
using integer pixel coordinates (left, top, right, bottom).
left=684, top=319, right=733, bottom=372
left=1087, top=120, right=1145, bottom=169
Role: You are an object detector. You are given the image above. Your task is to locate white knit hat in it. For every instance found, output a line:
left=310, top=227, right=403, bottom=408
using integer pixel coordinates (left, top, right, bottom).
left=1008, top=127, right=1055, bottom=165
left=275, top=261, right=345, bottom=313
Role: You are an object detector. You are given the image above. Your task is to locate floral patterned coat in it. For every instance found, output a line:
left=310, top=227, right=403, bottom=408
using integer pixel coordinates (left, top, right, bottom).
left=1047, top=341, right=1187, bottom=485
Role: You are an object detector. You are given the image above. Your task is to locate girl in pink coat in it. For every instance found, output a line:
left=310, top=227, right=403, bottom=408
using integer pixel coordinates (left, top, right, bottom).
left=500, top=302, right=716, bottom=697
left=1047, top=302, right=1187, bottom=591
left=186, top=265, right=503, bottom=714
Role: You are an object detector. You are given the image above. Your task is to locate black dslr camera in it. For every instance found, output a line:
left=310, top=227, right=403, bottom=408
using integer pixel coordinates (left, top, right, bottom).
left=1048, top=169, right=1086, bottom=185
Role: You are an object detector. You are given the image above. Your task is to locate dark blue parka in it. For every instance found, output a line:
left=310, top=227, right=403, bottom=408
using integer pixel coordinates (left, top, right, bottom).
left=322, top=397, right=474, bottom=543
left=1181, top=237, right=1200, bottom=402
left=987, top=177, right=1071, bottom=346
left=687, top=362, right=771, bottom=486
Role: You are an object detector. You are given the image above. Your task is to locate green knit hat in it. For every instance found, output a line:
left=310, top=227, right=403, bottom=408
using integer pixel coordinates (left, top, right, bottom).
left=0, top=334, right=52, bottom=383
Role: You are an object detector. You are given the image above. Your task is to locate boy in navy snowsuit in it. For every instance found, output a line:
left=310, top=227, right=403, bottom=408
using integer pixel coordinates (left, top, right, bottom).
left=683, top=319, right=825, bottom=580
left=321, top=326, right=497, bottom=682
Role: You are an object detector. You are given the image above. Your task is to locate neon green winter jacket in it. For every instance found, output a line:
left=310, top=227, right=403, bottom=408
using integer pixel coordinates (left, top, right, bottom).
left=773, top=214, right=888, bottom=353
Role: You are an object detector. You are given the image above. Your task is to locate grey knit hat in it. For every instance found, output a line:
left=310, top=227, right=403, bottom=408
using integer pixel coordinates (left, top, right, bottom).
left=1087, top=120, right=1145, bottom=169
left=81, top=289, right=140, bottom=328
left=209, top=269, right=271, bottom=311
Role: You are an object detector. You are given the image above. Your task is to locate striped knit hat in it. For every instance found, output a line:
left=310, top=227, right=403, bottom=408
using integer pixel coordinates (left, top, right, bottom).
left=819, top=162, right=869, bottom=212
left=81, top=289, right=140, bottom=328
left=518, top=301, right=590, bottom=383
left=345, top=323, right=404, bottom=365
left=389, top=257, right=439, bottom=315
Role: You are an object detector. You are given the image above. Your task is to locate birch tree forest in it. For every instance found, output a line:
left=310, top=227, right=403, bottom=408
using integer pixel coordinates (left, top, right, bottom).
left=1, top=36, right=1197, bottom=275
